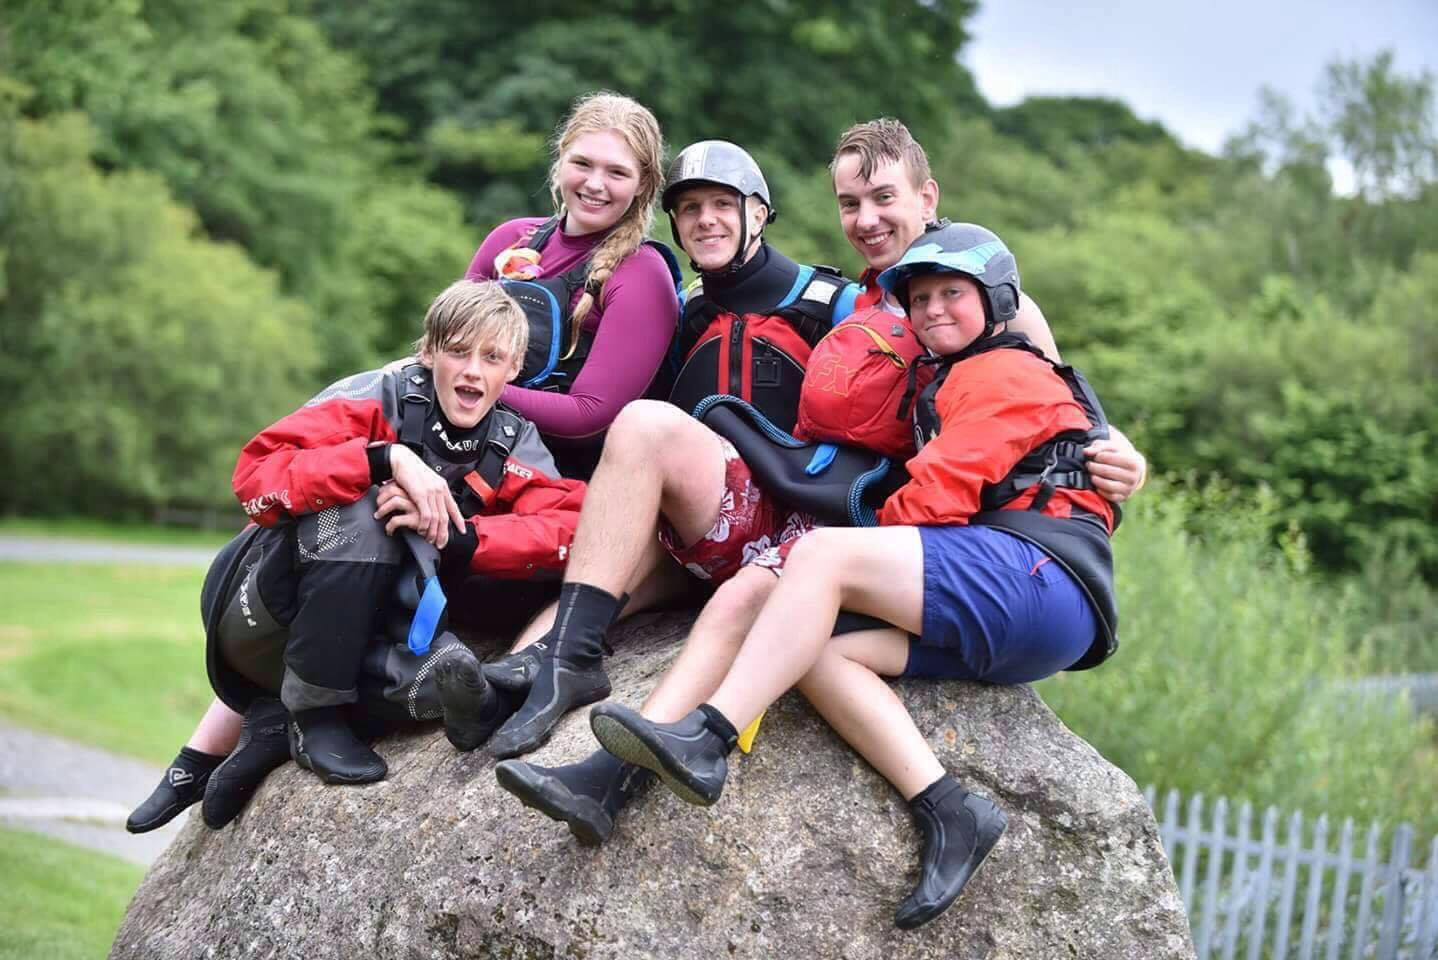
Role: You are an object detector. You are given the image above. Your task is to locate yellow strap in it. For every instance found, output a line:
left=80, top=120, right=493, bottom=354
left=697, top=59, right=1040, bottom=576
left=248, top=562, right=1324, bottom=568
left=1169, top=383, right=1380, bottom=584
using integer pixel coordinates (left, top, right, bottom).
left=817, top=321, right=906, bottom=369
left=737, top=711, right=765, bottom=754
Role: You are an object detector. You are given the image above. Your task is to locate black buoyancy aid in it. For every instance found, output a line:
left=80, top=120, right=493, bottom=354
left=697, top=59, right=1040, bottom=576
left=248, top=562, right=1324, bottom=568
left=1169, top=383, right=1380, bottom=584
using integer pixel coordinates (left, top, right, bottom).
left=916, top=333, right=1121, bottom=670
left=669, top=245, right=857, bottom=433
left=394, top=362, right=522, bottom=513
left=501, top=218, right=685, bottom=394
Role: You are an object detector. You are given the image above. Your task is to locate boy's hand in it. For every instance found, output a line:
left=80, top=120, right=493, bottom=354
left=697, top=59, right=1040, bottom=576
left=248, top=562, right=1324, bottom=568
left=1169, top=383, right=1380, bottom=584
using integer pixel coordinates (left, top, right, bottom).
left=1084, top=428, right=1147, bottom=504
left=384, top=446, right=465, bottom=547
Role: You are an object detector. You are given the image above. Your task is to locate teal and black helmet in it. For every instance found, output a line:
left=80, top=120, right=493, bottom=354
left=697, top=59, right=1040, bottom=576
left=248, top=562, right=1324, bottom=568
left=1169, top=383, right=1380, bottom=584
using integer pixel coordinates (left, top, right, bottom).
left=876, top=222, right=1021, bottom=334
left=661, top=140, right=775, bottom=273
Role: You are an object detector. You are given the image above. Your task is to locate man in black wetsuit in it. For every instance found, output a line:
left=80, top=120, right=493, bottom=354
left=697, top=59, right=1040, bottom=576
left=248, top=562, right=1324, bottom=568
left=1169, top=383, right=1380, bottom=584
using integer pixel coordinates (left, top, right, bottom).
left=475, top=142, right=862, bottom=842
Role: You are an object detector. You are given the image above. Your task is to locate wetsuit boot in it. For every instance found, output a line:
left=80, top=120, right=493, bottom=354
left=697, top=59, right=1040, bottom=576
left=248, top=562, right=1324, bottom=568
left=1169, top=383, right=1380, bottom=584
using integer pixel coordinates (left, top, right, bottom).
left=588, top=702, right=737, bottom=806
left=892, top=775, right=1007, bottom=930
left=288, top=706, right=387, bottom=784
left=482, top=592, right=629, bottom=697
left=489, top=584, right=621, bottom=759
left=125, top=746, right=223, bottom=833
left=434, top=645, right=512, bottom=751
left=201, top=697, right=292, bottom=829
left=495, top=748, right=655, bottom=846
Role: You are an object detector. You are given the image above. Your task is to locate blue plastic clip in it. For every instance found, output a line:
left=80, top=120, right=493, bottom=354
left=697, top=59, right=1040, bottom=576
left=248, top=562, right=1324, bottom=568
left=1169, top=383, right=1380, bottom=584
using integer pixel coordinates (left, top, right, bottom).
left=805, top=443, right=839, bottom=476
left=407, top=577, right=447, bottom=656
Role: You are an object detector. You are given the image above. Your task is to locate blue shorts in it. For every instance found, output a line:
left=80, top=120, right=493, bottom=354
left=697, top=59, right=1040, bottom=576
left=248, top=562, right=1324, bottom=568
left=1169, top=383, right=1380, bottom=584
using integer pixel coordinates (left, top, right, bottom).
left=904, top=525, right=1095, bottom=684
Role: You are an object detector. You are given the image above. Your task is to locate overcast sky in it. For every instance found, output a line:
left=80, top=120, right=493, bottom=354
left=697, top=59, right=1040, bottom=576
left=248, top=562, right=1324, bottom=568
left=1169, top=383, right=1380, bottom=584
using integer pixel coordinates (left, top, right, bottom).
left=964, top=0, right=1438, bottom=154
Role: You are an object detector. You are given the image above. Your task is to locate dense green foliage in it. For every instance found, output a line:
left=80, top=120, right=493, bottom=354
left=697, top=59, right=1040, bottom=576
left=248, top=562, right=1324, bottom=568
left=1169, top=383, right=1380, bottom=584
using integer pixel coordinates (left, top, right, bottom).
left=3, top=1, right=1433, bottom=582
left=0, top=0, right=1434, bottom=833
left=0, top=828, right=143, bottom=960
left=1040, top=483, right=1438, bottom=836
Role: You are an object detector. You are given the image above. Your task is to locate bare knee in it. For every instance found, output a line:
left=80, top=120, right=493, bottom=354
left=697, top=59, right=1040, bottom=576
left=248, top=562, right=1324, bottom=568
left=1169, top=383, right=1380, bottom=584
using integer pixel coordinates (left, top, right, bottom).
left=605, top=400, right=697, bottom=461
left=708, top=569, right=776, bottom=625
left=784, top=528, right=846, bottom=578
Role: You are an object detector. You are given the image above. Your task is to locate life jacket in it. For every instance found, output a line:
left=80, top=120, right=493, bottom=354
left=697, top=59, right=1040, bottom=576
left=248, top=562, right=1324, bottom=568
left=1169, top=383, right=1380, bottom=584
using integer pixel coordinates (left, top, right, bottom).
left=914, top=333, right=1121, bottom=670
left=668, top=264, right=855, bottom=433
left=497, top=218, right=685, bottom=392
left=203, top=364, right=525, bottom=714
left=793, top=307, right=935, bottom=460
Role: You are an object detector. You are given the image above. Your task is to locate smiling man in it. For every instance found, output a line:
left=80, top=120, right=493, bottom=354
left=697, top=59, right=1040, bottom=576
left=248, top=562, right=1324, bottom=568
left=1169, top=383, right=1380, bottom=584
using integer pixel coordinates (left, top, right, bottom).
left=831, top=118, right=1142, bottom=494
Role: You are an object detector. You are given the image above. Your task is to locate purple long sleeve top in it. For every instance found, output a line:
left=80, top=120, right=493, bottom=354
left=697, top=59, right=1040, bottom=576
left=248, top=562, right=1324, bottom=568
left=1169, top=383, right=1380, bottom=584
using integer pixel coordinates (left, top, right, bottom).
left=466, top=217, right=679, bottom=439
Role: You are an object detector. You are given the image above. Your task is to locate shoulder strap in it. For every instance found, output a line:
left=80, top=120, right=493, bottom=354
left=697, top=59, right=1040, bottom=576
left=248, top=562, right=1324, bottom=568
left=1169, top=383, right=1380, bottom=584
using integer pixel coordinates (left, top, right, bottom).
left=643, top=239, right=687, bottom=309
left=775, top=264, right=852, bottom=346
left=476, top=407, right=523, bottom=492
left=526, top=216, right=562, bottom=253
left=397, top=362, right=433, bottom=454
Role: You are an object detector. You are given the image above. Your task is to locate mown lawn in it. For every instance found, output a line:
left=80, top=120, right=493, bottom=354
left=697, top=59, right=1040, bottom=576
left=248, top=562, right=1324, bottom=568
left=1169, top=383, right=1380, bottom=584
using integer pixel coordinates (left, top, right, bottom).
left=0, top=562, right=211, bottom=765
left=0, top=828, right=144, bottom=960
left=0, top=516, right=235, bottom=549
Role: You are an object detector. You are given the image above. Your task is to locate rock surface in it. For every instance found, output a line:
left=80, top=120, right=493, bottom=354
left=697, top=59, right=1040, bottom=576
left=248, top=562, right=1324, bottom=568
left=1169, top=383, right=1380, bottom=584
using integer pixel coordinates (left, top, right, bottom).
left=111, top=612, right=1195, bottom=960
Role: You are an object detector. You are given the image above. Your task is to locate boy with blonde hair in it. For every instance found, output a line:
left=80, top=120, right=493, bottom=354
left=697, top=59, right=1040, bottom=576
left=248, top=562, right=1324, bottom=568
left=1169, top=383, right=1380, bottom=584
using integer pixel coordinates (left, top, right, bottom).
left=128, top=281, right=584, bottom=829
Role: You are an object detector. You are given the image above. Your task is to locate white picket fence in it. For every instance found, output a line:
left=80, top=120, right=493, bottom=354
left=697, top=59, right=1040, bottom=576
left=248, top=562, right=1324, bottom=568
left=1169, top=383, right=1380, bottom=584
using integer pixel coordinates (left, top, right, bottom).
left=1144, top=787, right=1438, bottom=959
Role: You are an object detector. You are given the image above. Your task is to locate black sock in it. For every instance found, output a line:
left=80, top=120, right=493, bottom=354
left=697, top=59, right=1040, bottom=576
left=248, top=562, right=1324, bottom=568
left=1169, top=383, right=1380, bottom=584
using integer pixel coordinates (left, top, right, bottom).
left=697, top=703, right=739, bottom=753
left=910, top=773, right=963, bottom=809
left=177, top=746, right=225, bottom=780
left=552, top=582, right=622, bottom=663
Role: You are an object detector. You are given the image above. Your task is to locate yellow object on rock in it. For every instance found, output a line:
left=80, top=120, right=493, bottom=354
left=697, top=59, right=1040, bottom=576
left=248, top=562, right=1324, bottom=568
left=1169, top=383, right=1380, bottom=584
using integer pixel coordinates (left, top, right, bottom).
left=738, top=712, right=764, bottom=754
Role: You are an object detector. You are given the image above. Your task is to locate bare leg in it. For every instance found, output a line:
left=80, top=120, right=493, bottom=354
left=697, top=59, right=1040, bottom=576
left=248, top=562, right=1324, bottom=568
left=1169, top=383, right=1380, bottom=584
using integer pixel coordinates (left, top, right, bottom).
left=795, top=629, right=942, bottom=800
left=562, top=400, right=729, bottom=593
left=641, top=567, right=775, bottom=722
left=186, top=697, right=244, bottom=756
left=706, top=526, right=925, bottom=732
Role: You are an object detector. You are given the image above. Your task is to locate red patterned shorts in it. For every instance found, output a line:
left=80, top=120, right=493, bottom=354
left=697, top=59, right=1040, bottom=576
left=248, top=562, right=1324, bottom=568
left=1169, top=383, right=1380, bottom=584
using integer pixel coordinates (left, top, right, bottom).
left=658, top=438, right=819, bottom=584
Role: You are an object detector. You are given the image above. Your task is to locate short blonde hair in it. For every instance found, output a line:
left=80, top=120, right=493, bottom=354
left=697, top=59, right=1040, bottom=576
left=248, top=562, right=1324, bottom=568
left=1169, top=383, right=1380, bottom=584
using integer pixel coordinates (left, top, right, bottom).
left=547, top=92, right=665, bottom=333
left=414, top=280, right=529, bottom=363
left=829, top=118, right=932, bottom=188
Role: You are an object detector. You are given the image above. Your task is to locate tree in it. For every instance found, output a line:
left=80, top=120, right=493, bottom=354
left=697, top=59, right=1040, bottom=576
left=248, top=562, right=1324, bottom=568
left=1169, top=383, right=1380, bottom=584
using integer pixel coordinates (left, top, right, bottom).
left=0, top=106, right=318, bottom=514
left=310, top=0, right=984, bottom=223
left=2, top=0, right=475, bottom=378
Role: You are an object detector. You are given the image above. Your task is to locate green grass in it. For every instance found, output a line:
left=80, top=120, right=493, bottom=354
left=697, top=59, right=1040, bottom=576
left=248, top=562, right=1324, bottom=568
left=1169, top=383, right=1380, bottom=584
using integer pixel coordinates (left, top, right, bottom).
left=0, top=563, right=212, bottom=764
left=0, top=515, right=236, bottom=549
left=0, top=827, right=144, bottom=960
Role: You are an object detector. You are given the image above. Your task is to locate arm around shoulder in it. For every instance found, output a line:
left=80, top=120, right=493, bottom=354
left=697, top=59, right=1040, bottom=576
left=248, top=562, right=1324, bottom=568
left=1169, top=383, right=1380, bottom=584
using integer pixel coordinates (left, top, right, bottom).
left=1010, top=293, right=1061, bottom=363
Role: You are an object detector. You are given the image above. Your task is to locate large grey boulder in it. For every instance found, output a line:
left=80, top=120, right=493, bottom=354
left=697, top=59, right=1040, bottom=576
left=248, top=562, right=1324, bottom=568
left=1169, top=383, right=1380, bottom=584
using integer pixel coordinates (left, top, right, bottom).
left=111, top=612, right=1195, bottom=959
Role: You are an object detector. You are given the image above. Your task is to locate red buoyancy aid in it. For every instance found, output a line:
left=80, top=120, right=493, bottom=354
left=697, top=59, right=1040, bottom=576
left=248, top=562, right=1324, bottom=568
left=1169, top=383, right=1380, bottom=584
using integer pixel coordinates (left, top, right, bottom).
left=794, top=307, right=936, bottom=460
left=668, top=264, right=855, bottom=433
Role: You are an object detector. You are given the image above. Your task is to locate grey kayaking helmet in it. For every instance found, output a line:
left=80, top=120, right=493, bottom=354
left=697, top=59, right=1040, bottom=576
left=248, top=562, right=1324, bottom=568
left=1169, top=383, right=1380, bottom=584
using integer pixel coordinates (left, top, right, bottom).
left=662, top=140, right=776, bottom=273
left=876, top=222, right=1021, bottom=337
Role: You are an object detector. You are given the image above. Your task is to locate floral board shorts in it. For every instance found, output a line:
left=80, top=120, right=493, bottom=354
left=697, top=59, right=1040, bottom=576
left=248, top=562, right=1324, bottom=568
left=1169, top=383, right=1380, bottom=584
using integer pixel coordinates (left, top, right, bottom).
left=658, top=438, right=819, bottom=584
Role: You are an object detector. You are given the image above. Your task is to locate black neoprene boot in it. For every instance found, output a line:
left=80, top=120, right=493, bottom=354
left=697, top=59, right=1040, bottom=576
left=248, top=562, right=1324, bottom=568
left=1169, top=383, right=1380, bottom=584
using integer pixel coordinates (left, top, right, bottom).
left=288, top=706, right=387, bottom=784
left=495, top=748, right=655, bottom=846
left=481, top=639, right=549, bottom=695
left=483, top=593, right=631, bottom=697
left=126, top=746, right=223, bottom=833
left=201, top=698, right=292, bottom=829
left=435, top=645, right=514, bottom=751
left=489, top=584, right=620, bottom=759
left=893, top=775, right=1007, bottom=930
left=588, top=702, right=737, bottom=806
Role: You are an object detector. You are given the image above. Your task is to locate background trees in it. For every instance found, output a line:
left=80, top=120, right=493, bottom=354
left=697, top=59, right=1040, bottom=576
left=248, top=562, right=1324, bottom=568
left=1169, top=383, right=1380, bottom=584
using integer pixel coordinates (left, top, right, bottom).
left=2, top=0, right=1435, bottom=570
left=2, top=0, right=1434, bottom=827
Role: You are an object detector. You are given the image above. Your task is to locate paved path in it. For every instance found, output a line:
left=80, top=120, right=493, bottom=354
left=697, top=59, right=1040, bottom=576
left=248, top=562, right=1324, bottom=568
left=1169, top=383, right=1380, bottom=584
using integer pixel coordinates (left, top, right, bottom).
left=0, top=534, right=214, bottom=866
left=0, top=721, right=183, bottom=866
left=0, top=535, right=218, bottom=567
